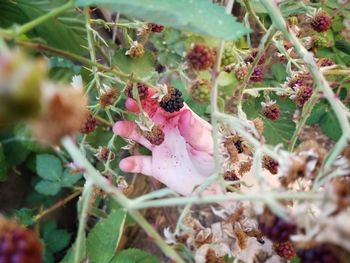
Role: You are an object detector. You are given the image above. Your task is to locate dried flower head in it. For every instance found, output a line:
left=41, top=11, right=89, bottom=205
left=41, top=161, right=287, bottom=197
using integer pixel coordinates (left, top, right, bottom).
left=31, top=82, right=88, bottom=145
left=99, top=88, right=118, bottom=107
left=125, top=41, right=144, bottom=58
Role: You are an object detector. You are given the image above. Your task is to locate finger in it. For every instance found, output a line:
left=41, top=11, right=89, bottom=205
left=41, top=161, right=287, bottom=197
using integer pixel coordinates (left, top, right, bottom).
left=113, top=121, right=153, bottom=150
left=119, top=155, right=152, bottom=176
left=125, top=98, right=139, bottom=113
left=178, top=110, right=213, bottom=153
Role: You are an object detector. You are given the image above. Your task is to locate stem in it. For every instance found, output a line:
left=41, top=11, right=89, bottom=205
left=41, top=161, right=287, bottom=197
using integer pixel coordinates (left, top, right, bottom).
left=129, top=191, right=323, bottom=209
left=243, top=0, right=267, bottom=32
left=61, top=137, right=184, bottom=262
left=288, top=92, right=319, bottom=151
left=34, top=190, right=82, bottom=222
left=14, top=0, right=75, bottom=36
left=74, top=180, right=93, bottom=263
left=210, top=0, right=234, bottom=188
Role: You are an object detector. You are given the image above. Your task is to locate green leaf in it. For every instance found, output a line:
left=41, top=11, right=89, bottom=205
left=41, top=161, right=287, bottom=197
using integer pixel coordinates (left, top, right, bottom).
left=319, top=108, right=342, bottom=141
left=87, top=209, right=127, bottom=263
left=113, top=50, right=156, bottom=78
left=0, top=0, right=86, bottom=55
left=0, top=143, right=7, bottom=182
left=335, top=40, right=350, bottom=55
left=110, top=249, right=160, bottom=263
left=35, top=180, right=61, bottom=196
left=61, top=169, right=83, bottom=187
left=14, top=208, right=35, bottom=226
left=271, top=63, right=287, bottom=82
left=59, top=238, right=86, bottom=263
left=75, top=0, right=249, bottom=40
left=42, top=222, right=71, bottom=253
left=36, top=154, right=62, bottom=181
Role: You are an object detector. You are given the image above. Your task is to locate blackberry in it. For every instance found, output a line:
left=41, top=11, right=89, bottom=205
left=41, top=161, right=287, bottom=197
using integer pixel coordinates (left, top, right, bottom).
left=262, top=102, right=280, bottom=121
left=312, top=11, right=332, bottom=33
left=190, top=79, right=211, bottom=104
left=297, top=245, right=341, bottom=263
left=245, top=48, right=266, bottom=65
left=259, top=215, right=297, bottom=242
left=234, top=66, right=248, bottom=81
left=318, top=58, right=335, bottom=67
left=142, top=125, right=165, bottom=145
left=262, top=155, right=279, bottom=175
left=186, top=43, right=216, bottom=71
left=0, top=218, right=42, bottom=263
left=250, top=67, right=264, bottom=82
left=159, top=87, right=184, bottom=113
left=80, top=112, right=97, bottom=134
left=148, top=23, right=164, bottom=33
left=221, top=46, right=236, bottom=66
left=125, top=82, right=149, bottom=100
left=273, top=241, right=296, bottom=260
left=295, top=85, right=313, bottom=107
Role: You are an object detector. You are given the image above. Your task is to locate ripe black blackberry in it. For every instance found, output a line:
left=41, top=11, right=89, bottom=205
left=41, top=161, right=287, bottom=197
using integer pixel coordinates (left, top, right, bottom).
left=80, top=112, right=97, bottom=134
left=259, top=214, right=297, bottom=242
left=297, top=245, right=341, bottom=263
left=0, top=218, right=42, bottom=263
left=311, top=11, right=332, bottom=32
left=159, top=87, right=184, bottom=113
left=273, top=241, right=296, bottom=260
left=125, top=82, right=149, bottom=100
left=186, top=43, right=216, bottom=71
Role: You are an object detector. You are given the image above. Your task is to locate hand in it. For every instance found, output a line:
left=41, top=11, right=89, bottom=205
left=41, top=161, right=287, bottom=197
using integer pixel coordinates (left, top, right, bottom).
left=113, top=91, right=215, bottom=195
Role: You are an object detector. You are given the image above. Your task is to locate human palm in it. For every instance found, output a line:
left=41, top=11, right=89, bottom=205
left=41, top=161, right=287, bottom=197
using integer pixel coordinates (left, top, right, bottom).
left=113, top=93, right=215, bottom=195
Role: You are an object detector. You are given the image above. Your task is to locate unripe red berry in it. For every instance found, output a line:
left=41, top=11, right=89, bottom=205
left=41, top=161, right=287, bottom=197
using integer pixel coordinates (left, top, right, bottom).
left=148, top=23, right=164, bottom=33
left=312, top=11, right=332, bottom=32
left=273, top=241, right=296, bottom=260
left=186, top=43, right=216, bottom=71
left=262, top=102, right=280, bottom=121
left=234, top=66, right=249, bottom=81
left=125, top=82, right=149, bottom=100
left=80, top=112, right=97, bottom=134
left=142, top=125, right=165, bottom=146
left=295, top=85, right=313, bottom=107
left=0, top=218, right=42, bottom=263
left=250, top=67, right=264, bottom=82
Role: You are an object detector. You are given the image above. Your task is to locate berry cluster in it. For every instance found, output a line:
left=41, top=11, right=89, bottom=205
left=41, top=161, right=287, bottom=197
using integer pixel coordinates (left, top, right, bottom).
left=295, top=85, right=313, bottom=107
left=221, top=46, right=236, bottom=66
left=312, top=11, right=332, bottom=33
left=80, top=112, right=97, bottom=134
left=159, top=87, right=184, bottom=113
left=297, top=245, right=341, bottom=263
left=0, top=218, right=42, bottom=263
left=250, top=67, right=264, bottom=82
left=148, top=23, right=165, bottom=33
left=186, top=43, right=216, bottom=71
left=125, top=82, right=149, bottom=100
left=190, top=79, right=211, bottom=104
left=259, top=215, right=297, bottom=242
left=273, top=241, right=296, bottom=260
left=142, top=125, right=165, bottom=145
left=262, top=102, right=280, bottom=121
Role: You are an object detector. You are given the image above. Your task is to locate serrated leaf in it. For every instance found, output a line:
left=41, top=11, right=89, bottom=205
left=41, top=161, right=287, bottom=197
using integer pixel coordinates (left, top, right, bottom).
left=0, top=143, right=7, bottom=182
left=35, top=180, right=61, bottom=196
left=75, top=0, right=249, bottom=40
left=45, top=229, right=71, bottom=253
left=61, top=169, right=83, bottom=187
left=110, top=249, right=160, bottom=263
left=36, top=154, right=62, bottom=181
left=87, top=209, right=127, bottom=263
left=319, top=107, right=342, bottom=141
left=59, top=237, right=86, bottom=263
left=14, top=208, right=35, bottom=226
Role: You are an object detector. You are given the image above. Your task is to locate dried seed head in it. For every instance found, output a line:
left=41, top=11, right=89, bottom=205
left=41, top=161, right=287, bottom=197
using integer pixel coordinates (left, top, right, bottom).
left=96, top=146, right=115, bottom=162
left=31, top=84, right=88, bottom=145
left=186, top=43, right=216, bottom=71
left=205, top=249, right=225, bottom=263
left=252, top=118, right=264, bottom=137
left=125, top=41, right=145, bottom=58
left=235, top=226, right=248, bottom=250
left=140, top=124, right=165, bottom=146
left=238, top=160, right=253, bottom=176
left=99, top=88, right=118, bottom=107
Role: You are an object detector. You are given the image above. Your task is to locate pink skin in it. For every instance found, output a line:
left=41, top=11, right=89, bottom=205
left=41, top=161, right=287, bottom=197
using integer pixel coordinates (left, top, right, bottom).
left=113, top=91, right=215, bottom=195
